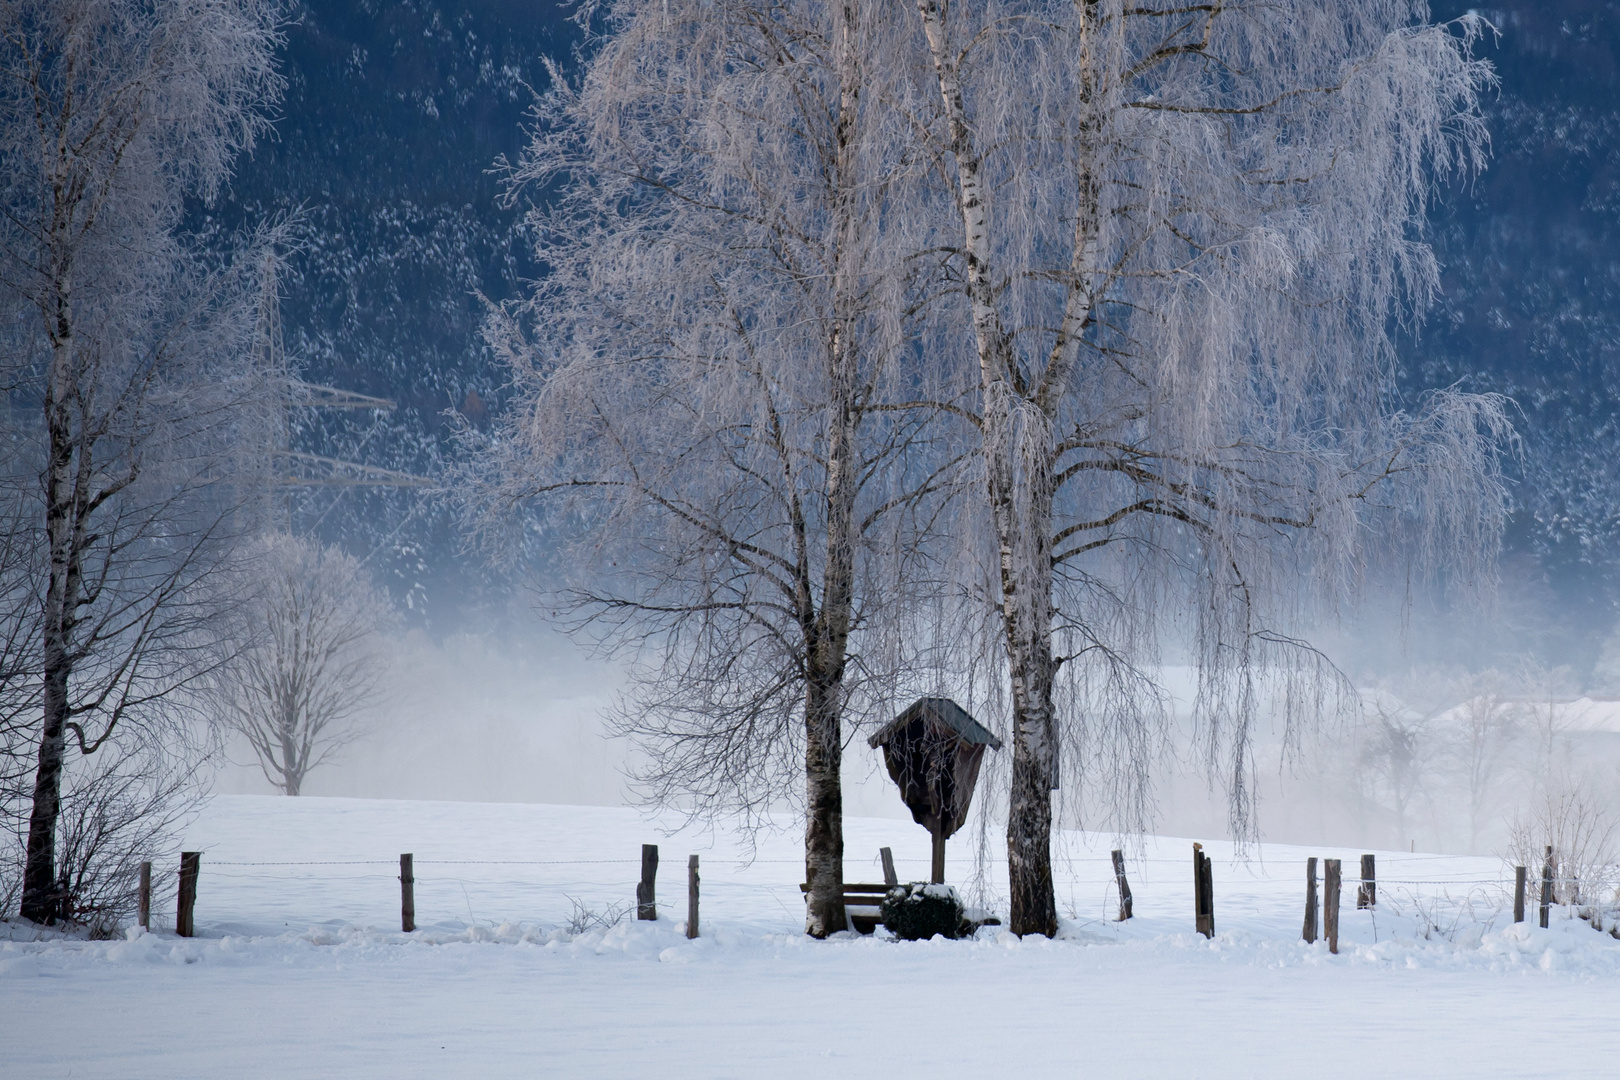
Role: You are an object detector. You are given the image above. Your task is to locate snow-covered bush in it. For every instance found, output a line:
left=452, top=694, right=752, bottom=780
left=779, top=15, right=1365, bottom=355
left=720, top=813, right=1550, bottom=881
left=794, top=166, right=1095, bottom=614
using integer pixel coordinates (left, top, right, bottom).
left=563, top=898, right=629, bottom=936
left=880, top=883, right=966, bottom=941
left=1, top=742, right=196, bottom=937
left=1506, top=771, right=1619, bottom=910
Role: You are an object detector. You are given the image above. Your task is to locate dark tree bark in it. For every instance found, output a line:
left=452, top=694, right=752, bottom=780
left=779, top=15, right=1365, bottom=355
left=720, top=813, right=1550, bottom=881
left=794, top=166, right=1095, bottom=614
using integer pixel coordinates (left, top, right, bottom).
left=801, top=0, right=865, bottom=938
left=803, top=674, right=846, bottom=936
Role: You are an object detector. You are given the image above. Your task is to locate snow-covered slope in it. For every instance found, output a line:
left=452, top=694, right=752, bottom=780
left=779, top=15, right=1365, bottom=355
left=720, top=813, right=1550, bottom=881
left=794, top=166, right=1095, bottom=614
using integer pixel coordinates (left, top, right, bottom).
left=2, top=795, right=1616, bottom=1078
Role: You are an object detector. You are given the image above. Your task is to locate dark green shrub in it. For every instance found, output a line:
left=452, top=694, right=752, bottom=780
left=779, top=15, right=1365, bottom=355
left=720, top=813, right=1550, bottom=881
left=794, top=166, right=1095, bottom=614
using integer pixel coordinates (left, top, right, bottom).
left=880, top=882, right=965, bottom=940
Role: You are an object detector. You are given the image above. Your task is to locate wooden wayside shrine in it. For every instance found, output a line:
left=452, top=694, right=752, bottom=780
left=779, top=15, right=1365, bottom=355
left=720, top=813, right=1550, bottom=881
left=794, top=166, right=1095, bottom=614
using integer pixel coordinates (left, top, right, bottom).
left=869, top=697, right=1003, bottom=883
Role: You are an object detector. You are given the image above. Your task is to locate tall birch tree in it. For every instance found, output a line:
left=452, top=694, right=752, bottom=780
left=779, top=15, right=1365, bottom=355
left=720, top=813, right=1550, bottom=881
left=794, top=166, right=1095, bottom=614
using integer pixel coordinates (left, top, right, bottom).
left=909, top=0, right=1510, bottom=934
left=0, top=0, right=284, bottom=923
left=474, top=0, right=953, bottom=935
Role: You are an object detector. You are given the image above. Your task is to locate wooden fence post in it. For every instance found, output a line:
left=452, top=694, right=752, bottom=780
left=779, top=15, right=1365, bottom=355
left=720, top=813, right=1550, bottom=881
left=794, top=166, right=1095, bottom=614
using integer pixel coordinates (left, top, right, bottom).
left=1539, top=845, right=1554, bottom=929
left=1358, top=854, right=1376, bottom=908
left=637, top=844, right=659, bottom=920
left=400, top=854, right=415, bottom=933
left=687, top=855, right=700, bottom=939
left=879, top=847, right=897, bottom=888
left=1514, top=865, right=1527, bottom=924
left=1193, top=843, right=1213, bottom=938
left=176, top=852, right=200, bottom=938
left=137, top=861, right=152, bottom=932
left=1111, top=849, right=1134, bottom=921
left=1323, top=858, right=1341, bottom=954
left=1302, top=857, right=1318, bottom=943
left=1202, top=850, right=1214, bottom=936
left=1191, top=842, right=1200, bottom=933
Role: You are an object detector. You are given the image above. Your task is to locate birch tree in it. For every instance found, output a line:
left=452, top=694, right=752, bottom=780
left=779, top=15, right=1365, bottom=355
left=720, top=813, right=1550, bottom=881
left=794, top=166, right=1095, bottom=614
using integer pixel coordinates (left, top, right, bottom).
left=474, top=0, right=953, bottom=935
left=909, top=0, right=1510, bottom=934
left=0, top=0, right=284, bottom=923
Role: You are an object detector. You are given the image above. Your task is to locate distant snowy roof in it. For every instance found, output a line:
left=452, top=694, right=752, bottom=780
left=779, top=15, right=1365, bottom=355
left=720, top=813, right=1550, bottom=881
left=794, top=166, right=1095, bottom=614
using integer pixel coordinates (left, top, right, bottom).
left=868, top=697, right=1003, bottom=750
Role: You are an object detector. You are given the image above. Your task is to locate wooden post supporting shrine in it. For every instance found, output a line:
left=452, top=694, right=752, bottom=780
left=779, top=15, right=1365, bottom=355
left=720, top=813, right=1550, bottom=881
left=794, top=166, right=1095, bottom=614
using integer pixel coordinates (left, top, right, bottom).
left=930, top=823, right=946, bottom=884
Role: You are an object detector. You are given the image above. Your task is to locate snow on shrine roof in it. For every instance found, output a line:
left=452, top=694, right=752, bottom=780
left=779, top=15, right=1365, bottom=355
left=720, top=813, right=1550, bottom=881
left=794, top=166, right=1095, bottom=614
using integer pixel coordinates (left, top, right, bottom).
left=867, top=696, right=1004, bottom=750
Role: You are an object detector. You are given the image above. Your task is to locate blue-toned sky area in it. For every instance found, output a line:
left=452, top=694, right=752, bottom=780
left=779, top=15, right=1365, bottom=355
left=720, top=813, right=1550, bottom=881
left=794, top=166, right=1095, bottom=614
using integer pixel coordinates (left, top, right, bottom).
left=208, top=0, right=1620, bottom=678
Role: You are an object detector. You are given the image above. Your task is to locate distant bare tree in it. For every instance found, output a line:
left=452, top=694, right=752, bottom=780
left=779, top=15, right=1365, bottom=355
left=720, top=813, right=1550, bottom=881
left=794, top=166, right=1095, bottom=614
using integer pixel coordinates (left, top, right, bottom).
left=1497, top=663, right=1617, bottom=909
left=1355, top=687, right=1445, bottom=848
left=1342, top=667, right=1524, bottom=853
left=0, top=0, right=286, bottom=922
left=212, top=534, right=395, bottom=796
left=1518, top=663, right=1582, bottom=786
left=1445, top=670, right=1524, bottom=852
left=910, top=0, right=1510, bottom=933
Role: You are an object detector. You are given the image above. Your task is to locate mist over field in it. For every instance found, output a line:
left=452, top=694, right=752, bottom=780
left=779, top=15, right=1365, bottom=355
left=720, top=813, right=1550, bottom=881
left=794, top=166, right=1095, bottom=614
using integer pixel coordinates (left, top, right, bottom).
left=207, top=628, right=630, bottom=806
left=201, top=621, right=937, bottom=823
left=199, top=614, right=1620, bottom=870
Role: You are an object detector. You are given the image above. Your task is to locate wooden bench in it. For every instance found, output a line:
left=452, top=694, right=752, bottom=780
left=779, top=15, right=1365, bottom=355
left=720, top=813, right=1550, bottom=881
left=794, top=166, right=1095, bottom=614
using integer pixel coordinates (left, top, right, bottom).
left=800, top=849, right=1003, bottom=935
left=798, top=880, right=1005, bottom=935
left=798, top=882, right=893, bottom=934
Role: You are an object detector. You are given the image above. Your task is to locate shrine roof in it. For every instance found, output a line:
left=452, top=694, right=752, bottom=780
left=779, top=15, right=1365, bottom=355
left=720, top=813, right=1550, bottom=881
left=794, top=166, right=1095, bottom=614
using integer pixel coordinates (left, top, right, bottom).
left=867, top=696, right=1004, bottom=750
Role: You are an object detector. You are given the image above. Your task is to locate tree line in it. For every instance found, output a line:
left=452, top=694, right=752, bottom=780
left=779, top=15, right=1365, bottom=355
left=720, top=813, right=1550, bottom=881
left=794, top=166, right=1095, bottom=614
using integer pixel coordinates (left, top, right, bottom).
left=467, top=0, right=1513, bottom=938
left=0, top=0, right=1520, bottom=940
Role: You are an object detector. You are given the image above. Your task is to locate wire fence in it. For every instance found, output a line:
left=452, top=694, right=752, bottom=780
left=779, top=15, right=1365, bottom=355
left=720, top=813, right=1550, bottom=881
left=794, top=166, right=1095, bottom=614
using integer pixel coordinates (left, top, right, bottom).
left=129, top=844, right=1620, bottom=944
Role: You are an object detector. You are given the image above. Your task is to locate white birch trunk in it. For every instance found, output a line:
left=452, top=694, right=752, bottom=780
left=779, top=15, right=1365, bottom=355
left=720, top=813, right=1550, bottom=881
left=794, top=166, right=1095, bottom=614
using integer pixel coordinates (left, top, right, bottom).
left=915, top=0, right=1070, bottom=937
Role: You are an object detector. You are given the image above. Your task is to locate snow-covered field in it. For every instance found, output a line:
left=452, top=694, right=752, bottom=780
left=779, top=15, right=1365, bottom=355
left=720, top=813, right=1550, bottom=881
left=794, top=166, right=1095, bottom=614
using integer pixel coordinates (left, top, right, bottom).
left=4, top=795, right=1617, bottom=1078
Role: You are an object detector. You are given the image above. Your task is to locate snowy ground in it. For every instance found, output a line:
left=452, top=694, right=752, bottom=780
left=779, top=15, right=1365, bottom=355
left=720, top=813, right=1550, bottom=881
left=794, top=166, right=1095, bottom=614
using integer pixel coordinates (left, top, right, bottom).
left=3, top=795, right=1617, bottom=1078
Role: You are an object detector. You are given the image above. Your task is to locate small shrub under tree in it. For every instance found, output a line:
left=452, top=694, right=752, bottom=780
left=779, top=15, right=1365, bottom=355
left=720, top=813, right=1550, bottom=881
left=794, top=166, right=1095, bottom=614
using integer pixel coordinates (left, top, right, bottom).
left=880, top=883, right=966, bottom=941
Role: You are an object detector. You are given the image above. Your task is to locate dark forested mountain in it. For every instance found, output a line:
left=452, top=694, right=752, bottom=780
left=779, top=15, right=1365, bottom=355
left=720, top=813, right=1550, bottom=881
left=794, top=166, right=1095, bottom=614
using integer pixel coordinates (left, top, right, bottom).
left=204, top=1, right=1620, bottom=662
left=1413, top=2, right=1620, bottom=667
left=202, top=0, right=574, bottom=625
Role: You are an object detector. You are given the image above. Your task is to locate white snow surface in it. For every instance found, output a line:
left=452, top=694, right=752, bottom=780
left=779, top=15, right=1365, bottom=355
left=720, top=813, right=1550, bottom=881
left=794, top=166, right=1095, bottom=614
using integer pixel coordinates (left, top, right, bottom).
left=3, top=795, right=1617, bottom=1078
